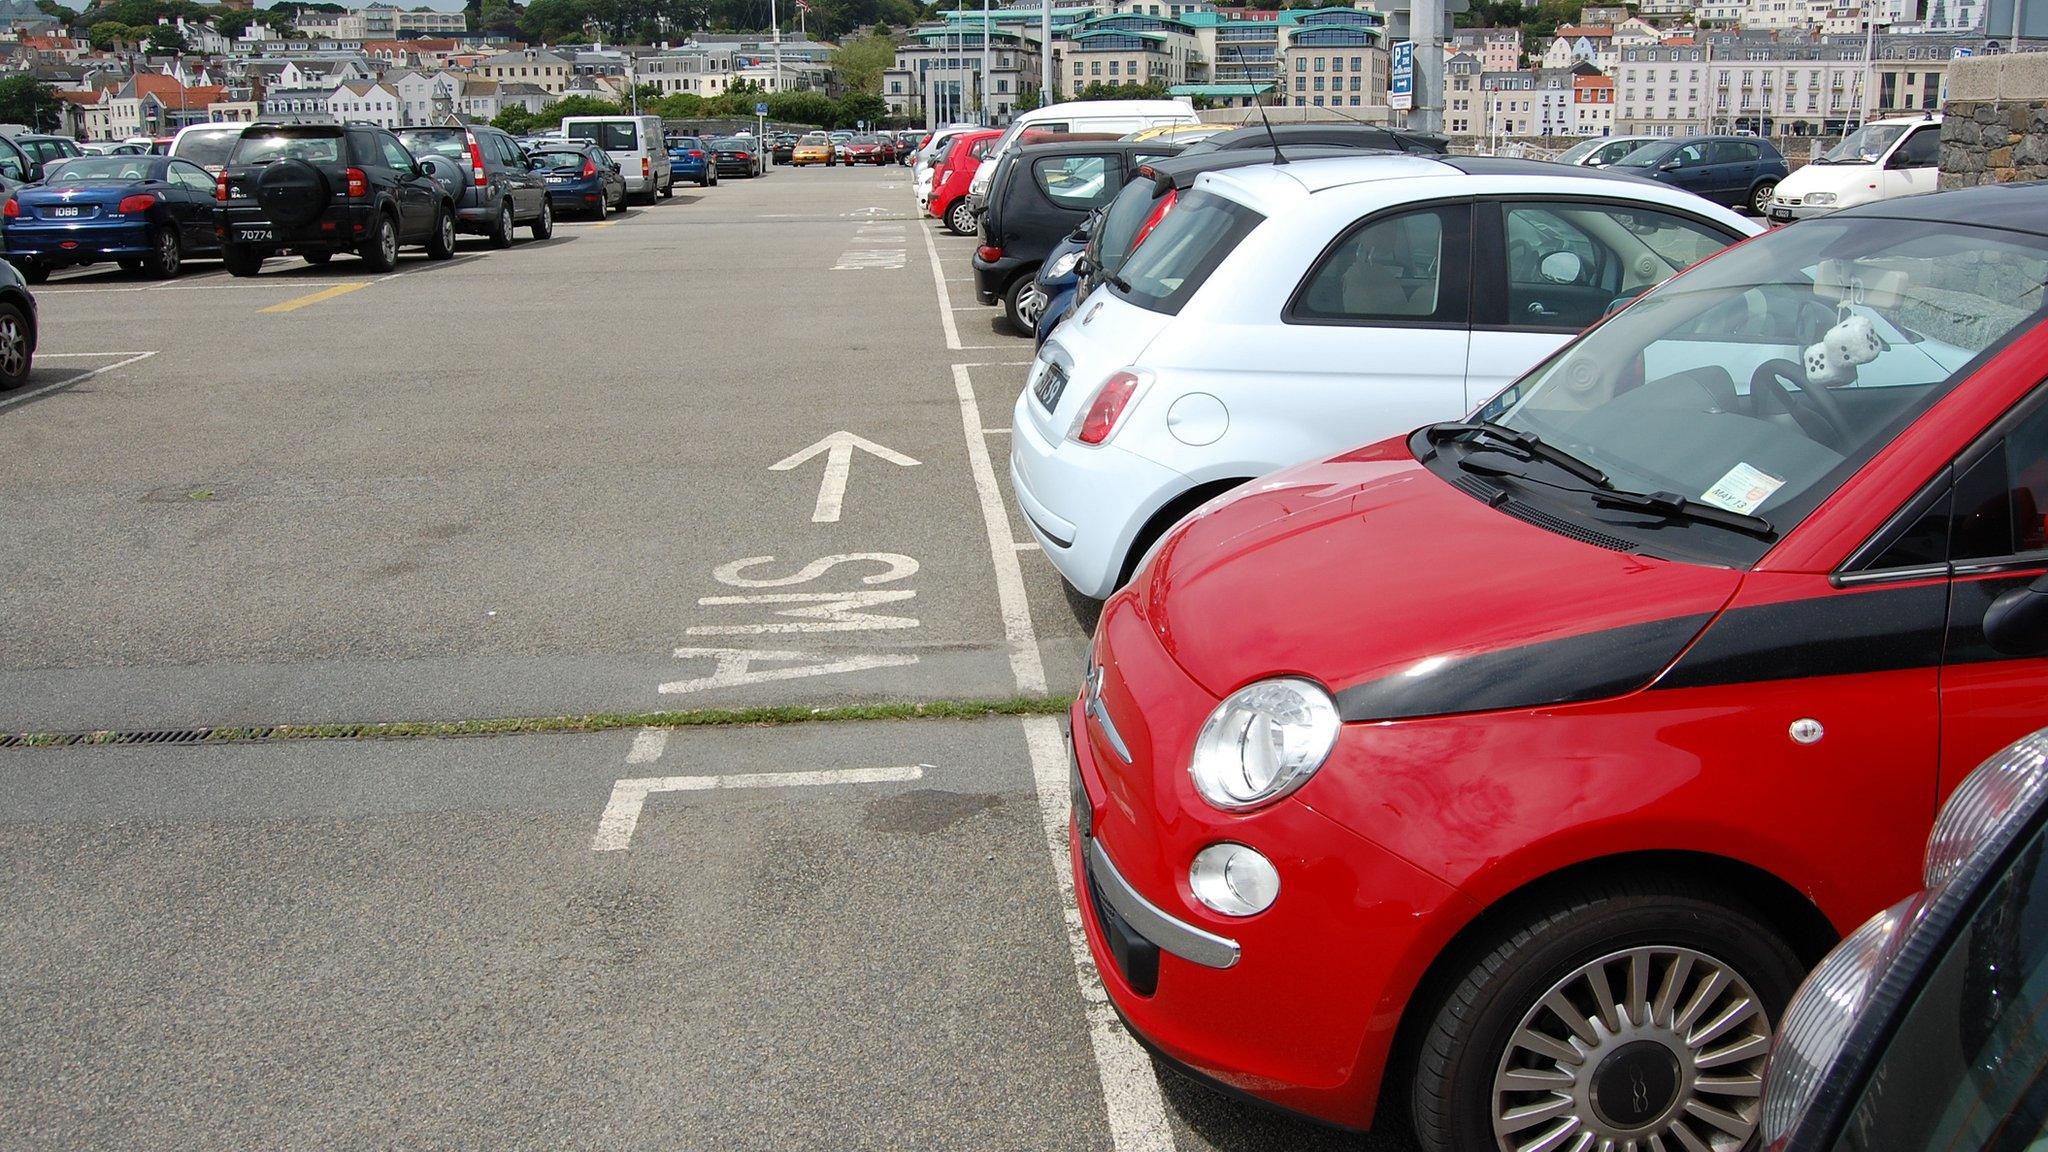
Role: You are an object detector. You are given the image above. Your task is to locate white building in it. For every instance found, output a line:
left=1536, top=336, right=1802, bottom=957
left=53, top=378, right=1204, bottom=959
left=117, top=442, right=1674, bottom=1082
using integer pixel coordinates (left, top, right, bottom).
left=1613, top=42, right=1708, bottom=134
left=327, top=79, right=401, bottom=127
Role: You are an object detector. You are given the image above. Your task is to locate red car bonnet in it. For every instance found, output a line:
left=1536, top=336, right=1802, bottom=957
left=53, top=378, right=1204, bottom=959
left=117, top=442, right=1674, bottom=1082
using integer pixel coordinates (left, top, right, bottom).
left=1135, top=436, right=1746, bottom=716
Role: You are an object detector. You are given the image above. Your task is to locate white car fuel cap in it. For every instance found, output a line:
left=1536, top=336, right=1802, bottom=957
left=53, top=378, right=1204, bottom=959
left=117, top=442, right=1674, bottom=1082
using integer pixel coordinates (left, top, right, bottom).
left=1167, top=393, right=1228, bottom=446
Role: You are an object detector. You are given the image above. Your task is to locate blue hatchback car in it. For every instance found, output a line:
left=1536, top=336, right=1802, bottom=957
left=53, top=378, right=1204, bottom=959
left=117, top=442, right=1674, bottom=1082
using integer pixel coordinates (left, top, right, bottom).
left=666, top=136, right=715, bottom=188
left=526, top=141, right=626, bottom=218
left=2, top=154, right=221, bottom=282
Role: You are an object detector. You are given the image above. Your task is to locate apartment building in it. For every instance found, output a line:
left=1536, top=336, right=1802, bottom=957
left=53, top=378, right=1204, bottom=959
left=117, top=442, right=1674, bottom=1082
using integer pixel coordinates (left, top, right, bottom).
left=1451, top=26, right=1522, bottom=70
left=1572, top=69, right=1615, bottom=133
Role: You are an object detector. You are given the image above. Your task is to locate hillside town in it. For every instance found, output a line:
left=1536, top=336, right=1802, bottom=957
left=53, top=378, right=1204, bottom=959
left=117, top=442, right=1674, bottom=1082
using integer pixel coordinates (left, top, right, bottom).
left=0, top=0, right=2014, bottom=144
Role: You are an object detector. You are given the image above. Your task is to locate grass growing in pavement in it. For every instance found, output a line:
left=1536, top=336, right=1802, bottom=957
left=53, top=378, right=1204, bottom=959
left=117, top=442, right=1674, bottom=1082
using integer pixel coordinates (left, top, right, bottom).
left=5, top=695, right=1076, bottom=748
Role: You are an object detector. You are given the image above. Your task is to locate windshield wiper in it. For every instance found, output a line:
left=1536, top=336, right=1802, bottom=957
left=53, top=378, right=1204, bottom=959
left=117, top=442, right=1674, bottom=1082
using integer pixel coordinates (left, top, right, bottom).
left=1587, top=487, right=1774, bottom=537
left=1429, top=421, right=1775, bottom=538
left=1106, top=272, right=1133, bottom=293
left=1427, top=420, right=1609, bottom=487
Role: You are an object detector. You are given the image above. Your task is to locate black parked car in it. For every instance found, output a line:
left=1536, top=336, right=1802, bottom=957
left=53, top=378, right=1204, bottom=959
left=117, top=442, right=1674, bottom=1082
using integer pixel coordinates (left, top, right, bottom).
left=972, top=139, right=1182, bottom=333
left=527, top=141, right=626, bottom=218
left=215, top=122, right=457, bottom=276
left=1611, top=134, right=1790, bottom=215
left=397, top=124, right=551, bottom=247
left=0, top=256, right=37, bottom=389
left=770, top=134, right=797, bottom=164
left=710, top=137, right=761, bottom=178
left=1180, top=121, right=1449, bottom=156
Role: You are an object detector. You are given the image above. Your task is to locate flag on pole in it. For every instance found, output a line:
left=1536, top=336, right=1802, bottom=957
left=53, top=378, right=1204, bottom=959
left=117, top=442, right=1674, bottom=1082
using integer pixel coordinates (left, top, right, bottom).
left=794, top=0, right=811, bottom=12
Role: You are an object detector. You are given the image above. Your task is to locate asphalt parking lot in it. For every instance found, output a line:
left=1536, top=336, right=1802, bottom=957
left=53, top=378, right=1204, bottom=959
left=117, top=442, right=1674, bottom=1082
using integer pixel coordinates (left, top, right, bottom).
left=0, top=165, right=1405, bottom=1150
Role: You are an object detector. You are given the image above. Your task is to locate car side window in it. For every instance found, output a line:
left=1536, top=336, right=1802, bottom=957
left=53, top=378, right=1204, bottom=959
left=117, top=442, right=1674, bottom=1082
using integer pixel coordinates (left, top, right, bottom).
left=496, top=135, right=522, bottom=168
left=1035, top=154, right=1116, bottom=211
left=346, top=128, right=380, bottom=166
left=1945, top=403, right=2048, bottom=563
left=0, top=144, right=26, bottom=181
left=1293, top=204, right=1470, bottom=326
left=168, top=161, right=211, bottom=193
left=1673, top=142, right=1708, bottom=167
left=1898, top=127, right=1940, bottom=168
left=379, top=134, right=416, bottom=173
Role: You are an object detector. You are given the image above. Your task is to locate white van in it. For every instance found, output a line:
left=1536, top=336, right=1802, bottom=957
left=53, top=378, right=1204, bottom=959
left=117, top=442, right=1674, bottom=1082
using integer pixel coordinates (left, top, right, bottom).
left=561, top=115, right=673, bottom=203
left=968, top=100, right=1197, bottom=211
left=1768, top=114, right=1941, bottom=222
left=167, top=123, right=248, bottom=175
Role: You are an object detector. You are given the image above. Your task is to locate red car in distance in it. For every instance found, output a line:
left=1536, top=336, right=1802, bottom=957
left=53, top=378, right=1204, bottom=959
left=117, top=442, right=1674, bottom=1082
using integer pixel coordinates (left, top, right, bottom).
left=841, top=134, right=892, bottom=165
left=1070, top=183, right=2048, bottom=1152
left=927, top=128, right=1003, bottom=235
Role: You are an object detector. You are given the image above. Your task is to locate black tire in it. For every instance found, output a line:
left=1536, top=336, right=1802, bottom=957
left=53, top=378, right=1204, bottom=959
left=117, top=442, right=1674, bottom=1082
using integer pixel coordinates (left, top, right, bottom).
left=660, top=176, right=674, bottom=199
left=426, top=203, right=457, bottom=260
left=118, top=258, right=144, bottom=273
left=302, top=251, right=332, bottom=266
left=531, top=197, right=553, bottom=240
left=222, top=245, right=262, bottom=277
left=142, top=225, right=180, bottom=279
left=256, top=158, right=329, bottom=228
left=0, top=299, right=32, bottom=389
left=359, top=212, right=398, bottom=273
left=1003, top=274, right=1042, bottom=336
left=1409, top=876, right=1805, bottom=1152
left=944, top=199, right=976, bottom=236
left=487, top=200, right=515, bottom=248
left=699, top=171, right=711, bottom=187
left=14, top=260, right=46, bottom=284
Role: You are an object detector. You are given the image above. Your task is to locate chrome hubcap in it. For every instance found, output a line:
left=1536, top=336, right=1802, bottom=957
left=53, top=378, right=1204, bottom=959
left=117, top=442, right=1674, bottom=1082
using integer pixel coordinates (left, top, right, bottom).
left=0, top=315, right=25, bottom=378
left=499, top=207, right=511, bottom=236
left=441, top=215, right=453, bottom=247
left=1492, top=947, right=1771, bottom=1152
left=380, top=222, right=396, bottom=261
left=1754, top=187, right=1773, bottom=212
left=157, top=232, right=175, bottom=271
left=1018, top=290, right=1045, bottom=328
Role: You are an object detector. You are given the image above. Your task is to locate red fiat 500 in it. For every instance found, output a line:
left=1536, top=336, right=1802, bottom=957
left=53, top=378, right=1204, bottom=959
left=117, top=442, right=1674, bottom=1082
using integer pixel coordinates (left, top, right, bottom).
left=1070, top=183, right=2048, bottom=1151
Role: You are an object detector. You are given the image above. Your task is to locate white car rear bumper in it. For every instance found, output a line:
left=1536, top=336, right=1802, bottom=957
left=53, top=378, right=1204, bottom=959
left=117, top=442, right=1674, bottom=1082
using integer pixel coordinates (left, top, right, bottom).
left=1009, top=390, right=1185, bottom=600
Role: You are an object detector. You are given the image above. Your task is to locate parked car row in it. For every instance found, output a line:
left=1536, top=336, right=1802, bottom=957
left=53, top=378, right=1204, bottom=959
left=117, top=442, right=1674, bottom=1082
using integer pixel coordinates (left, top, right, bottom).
left=956, top=104, right=2048, bottom=1151
left=0, top=116, right=702, bottom=283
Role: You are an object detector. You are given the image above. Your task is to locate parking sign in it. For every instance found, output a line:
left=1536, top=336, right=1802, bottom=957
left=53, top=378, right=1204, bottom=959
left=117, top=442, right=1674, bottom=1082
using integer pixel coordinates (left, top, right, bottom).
left=756, top=101, right=769, bottom=116
left=1390, top=41, right=1414, bottom=111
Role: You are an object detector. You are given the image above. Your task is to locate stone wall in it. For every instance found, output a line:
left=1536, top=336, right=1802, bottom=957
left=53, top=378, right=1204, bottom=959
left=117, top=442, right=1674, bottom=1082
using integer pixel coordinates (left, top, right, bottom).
left=1940, top=54, right=2048, bottom=188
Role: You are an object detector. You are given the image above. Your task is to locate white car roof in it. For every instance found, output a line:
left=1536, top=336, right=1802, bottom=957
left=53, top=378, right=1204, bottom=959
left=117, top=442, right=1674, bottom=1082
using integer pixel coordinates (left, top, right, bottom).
left=1193, top=153, right=1755, bottom=227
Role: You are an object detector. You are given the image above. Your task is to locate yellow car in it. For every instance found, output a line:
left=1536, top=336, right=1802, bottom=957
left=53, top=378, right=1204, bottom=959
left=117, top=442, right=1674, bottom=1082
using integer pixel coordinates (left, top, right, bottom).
left=1124, top=122, right=1227, bottom=145
left=791, top=133, right=834, bottom=166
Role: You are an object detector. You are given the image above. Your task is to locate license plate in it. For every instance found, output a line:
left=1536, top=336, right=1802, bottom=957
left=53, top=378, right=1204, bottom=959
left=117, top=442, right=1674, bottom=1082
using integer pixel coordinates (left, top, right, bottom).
left=236, top=227, right=272, bottom=242
left=546, top=176, right=568, bottom=184
left=1770, top=209, right=1793, bottom=222
left=51, top=206, right=78, bottom=218
left=1033, top=361, right=1069, bottom=410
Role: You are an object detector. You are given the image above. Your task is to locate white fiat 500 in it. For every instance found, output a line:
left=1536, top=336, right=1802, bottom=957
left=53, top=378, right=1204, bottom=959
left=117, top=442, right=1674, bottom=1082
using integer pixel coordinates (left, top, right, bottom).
left=1009, top=154, right=1761, bottom=598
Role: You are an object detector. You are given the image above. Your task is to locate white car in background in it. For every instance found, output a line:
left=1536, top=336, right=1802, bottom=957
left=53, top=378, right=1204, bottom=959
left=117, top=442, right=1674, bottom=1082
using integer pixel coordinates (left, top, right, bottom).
left=913, top=123, right=983, bottom=212
left=1553, top=134, right=1660, bottom=167
left=1770, top=114, right=1941, bottom=222
left=1010, top=154, right=1761, bottom=598
left=967, top=99, right=1198, bottom=213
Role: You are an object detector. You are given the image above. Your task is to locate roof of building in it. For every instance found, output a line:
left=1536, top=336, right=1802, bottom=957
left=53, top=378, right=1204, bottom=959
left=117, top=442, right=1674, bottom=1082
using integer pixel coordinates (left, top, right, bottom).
left=1555, top=24, right=1615, bottom=37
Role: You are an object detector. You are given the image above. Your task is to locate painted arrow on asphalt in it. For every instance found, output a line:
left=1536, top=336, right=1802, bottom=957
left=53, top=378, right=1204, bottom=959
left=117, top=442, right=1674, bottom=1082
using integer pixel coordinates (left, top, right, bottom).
left=771, top=432, right=921, bottom=523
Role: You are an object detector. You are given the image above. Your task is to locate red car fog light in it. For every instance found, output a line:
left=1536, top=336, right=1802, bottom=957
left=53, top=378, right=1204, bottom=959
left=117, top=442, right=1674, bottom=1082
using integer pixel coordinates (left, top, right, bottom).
left=1190, top=843, right=1280, bottom=916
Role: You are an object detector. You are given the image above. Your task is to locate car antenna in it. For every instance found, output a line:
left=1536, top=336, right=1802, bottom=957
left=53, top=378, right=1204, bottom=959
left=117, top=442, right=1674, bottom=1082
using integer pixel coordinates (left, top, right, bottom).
left=1254, top=98, right=1286, bottom=165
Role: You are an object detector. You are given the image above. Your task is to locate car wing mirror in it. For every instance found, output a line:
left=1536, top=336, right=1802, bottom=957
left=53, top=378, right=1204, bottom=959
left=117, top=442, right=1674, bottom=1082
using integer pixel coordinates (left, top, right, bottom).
left=1540, top=251, right=1583, bottom=284
left=1985, top=574, right=2048, bottom=656
left=1660, top=157, right=1681, bottom=171
left=1604, top=287, right=1648, bottom=317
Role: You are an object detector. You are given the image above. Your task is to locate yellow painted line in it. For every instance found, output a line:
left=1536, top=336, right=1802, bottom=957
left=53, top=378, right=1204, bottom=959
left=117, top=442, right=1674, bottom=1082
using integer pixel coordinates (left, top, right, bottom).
left=260, top=282, right=368, bottom=314
left=586, top=220, right=617, bottom=230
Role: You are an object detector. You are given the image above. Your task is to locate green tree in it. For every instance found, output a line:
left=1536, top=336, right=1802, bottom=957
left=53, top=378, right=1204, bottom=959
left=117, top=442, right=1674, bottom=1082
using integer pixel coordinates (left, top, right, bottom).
left=1012, top=85, right=1041, bottom=113
left=829, top=31, right=897, bottom=95
left=519, top=0, right=591, bottom=40
left=836, top=90, right=887, bottom=127
left=647, top=91, right=707, bottom=118
left=1069, top=80, right=1167, bottom=101
left=145, top=23, right=186, bottom=52
left=765, top=89, right=836, bottom=128
left=87, top=18, right=128, bottom=47
left=0, top=75, right=62, bottom=131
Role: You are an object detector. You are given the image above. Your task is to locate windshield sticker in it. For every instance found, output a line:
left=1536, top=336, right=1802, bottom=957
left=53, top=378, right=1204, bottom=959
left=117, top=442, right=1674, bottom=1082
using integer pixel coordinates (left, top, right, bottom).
left=1701, top=463, right=1785, bottom=514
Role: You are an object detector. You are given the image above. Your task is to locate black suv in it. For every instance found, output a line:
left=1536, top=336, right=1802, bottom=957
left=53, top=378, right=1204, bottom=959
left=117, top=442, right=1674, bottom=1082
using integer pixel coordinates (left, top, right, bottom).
left=215, top=122, right=457, bottom=276
left=396, top=124, right=551, bottom=247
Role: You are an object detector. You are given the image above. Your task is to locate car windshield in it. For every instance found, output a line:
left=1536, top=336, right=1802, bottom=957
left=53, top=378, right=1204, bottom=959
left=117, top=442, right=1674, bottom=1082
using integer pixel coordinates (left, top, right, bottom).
left=1613, top=142, right=1675, bottom=167
left=44, top=157, right=152, bottom=183
left=713, top=138, right=749, bottom=150
left=1474, top=216, right=2048, bottom=560
left=669, top=137, right=702, bottom=150
left=173, top=128, right=241, bottom=168
left=801, top=133, right=828, bottom=144
left=531, top=149, right=587, bottom=169
left=852, top=135, right=881, bottom=145
left=1555, top=138, right=1607, bottom=164
left=397, top=130, right=469, bottom=158
left=1095, top=178, right=1166, bottom=275
left=1109, top=189, right=1266, bottom=316
left=231, top=130, right=342, bottom=165
left=567, top=122, right=637, bottom=152
left=1819, top=123, right=1911, bottom=164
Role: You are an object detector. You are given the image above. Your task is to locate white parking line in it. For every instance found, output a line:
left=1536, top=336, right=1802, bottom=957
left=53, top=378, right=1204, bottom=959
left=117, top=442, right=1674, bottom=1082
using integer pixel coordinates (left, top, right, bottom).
left=1022, top=717, right=1177, bottom=1152
left=0, top=350, right=156, bottom=413
left=920, top=221, right=964, bottom=351
left=626, top=727, right=670, bottom=764
left=591, top=764, right=927, bottom=850
left=950, top=363, right=1044, bottom=696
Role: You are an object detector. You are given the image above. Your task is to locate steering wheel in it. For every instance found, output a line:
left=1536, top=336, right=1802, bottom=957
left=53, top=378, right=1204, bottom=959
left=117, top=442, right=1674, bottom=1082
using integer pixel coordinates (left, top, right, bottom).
left=1750, top=358, right=1851, bottom=452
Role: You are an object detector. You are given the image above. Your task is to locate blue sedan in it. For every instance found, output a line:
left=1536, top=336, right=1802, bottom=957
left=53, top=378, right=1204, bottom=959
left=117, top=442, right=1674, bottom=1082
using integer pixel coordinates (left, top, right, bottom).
left=2, top=154, right=221, bottom=282
left=527, top=142, right=626, bottom=219
left=666, top=136, right=716, bottom=188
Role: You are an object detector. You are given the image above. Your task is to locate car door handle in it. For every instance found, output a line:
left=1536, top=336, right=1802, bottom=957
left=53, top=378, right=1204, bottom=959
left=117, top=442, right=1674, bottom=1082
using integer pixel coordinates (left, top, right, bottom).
left=1527, top=301, right=1558, bottom=318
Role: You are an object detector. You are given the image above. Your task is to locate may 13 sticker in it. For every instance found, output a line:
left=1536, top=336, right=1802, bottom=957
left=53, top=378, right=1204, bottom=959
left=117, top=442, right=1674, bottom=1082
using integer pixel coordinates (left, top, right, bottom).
left=1701, top=462, right=1784, bottom=515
